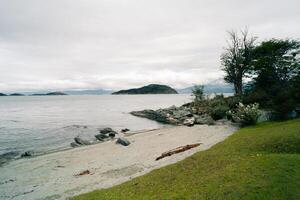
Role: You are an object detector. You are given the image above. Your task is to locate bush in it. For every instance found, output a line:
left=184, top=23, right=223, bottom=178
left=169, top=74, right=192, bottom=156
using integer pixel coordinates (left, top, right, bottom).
left=208, top=95, right=230, bottom=120
left=228, top=102, right=260, bottom=126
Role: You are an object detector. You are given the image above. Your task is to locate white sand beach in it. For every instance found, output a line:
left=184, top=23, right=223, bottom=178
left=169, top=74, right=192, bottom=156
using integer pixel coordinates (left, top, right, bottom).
left=0, top=123, right=237, bottom=200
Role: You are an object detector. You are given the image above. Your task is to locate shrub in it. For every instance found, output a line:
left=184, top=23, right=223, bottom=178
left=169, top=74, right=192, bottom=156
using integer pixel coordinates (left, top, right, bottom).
left=209, top=104, right=230, bottom=120
left=208, top=95, right=230, bottom=120
left=228, top=102, right=260, bottom=126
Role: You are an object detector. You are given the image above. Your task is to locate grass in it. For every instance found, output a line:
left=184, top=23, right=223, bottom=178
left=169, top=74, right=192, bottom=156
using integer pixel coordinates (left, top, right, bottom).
left=72, top=119, right=300, bottom=200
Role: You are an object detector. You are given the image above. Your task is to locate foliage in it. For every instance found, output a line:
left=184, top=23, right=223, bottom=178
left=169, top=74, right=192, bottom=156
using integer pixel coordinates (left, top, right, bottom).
left=221, top=29, right=257, bottom=95
left=72, top=119, right=300, bottom=200
left=191, top=85, right=205, bottom=103
left=228, top=102, right=260, bottom=126
left=207, top=95, right=230, bottom=120
left=246, top=39, right=300, bottom=118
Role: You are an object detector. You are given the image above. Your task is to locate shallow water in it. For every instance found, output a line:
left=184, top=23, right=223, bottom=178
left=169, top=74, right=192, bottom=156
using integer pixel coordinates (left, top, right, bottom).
left=0, top=94, right=191, bottom=159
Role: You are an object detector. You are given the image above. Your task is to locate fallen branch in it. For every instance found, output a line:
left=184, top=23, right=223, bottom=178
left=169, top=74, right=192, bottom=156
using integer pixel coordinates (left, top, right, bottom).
left=155, top=143, right=202, bottom=161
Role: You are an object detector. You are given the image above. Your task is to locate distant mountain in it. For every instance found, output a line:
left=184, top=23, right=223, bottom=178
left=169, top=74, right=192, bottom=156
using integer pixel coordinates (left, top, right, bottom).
left=112, top=84, right=178, bottom=95
left=63, top=89, right=113, bottom=95
left=0, top=93, right=7, bottom=96
left=177, top=79, right=234, bottom=94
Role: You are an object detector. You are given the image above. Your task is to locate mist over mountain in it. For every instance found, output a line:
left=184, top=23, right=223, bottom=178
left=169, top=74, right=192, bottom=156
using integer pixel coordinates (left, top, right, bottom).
left=177, top=79, right=234, bottom=94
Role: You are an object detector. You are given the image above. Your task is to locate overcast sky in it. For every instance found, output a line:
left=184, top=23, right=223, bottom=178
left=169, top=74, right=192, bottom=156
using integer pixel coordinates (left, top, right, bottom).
left=0, top=0, right=299, bottom=92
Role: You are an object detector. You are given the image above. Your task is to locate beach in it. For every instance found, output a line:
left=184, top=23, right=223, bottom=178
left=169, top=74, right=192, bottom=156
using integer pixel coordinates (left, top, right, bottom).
left=0, top=123, right=237, bottom=200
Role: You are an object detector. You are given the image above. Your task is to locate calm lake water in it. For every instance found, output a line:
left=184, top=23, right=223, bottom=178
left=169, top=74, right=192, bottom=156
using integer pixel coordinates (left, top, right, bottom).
left=0, top=94, right=192, bottom=159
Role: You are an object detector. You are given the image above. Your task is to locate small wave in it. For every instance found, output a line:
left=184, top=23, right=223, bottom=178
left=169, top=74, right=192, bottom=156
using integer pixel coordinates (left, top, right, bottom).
left=62, top=124, right=89, bottom=129
left=0, top=151, right=20, bottom=166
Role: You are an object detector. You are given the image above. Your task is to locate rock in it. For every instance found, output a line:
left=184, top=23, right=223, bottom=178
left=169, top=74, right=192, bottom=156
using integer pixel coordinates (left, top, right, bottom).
left=183, top=118, right=195, bottom=127
left=95, top=133, right=109, bottom=141
left=100, top=128, right=113, bottom=134
left=21, top=151, right=34, bottom=157
left=108, top=132, right=116, bottom=138
left=194, top=115, right=215, bottom=125
left=74, top=137, right=91, bottom=145
left=70, top=142, right=81, bottom=148
left=116, top=137, right=131, bottom=146
left=121, top=128, right=130, bottom=133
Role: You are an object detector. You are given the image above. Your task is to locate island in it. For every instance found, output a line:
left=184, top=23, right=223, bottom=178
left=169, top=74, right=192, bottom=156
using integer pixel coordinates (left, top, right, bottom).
left=9, top=93, right=25, bottom=96
left=32, top=92, right=68, bottom=96
left=112, top=84, right=178, bottom=95
left=0, top=93, right=7, bottom=96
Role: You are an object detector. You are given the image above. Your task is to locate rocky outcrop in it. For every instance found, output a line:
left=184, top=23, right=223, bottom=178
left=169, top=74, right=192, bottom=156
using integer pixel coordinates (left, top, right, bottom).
left=130, top=105, right=215, bottom=126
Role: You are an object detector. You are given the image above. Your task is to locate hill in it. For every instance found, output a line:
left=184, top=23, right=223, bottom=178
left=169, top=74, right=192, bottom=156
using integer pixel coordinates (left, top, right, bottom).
left=112, top=84, right=178, bottom=95
left=73, top=119, right=300, bottom=200
left=0, top=93, right=7, bottom=96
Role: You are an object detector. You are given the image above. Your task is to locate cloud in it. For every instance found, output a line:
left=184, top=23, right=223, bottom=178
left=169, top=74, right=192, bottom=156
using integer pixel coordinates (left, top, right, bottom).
left=0, top=0, right=299, bottom=92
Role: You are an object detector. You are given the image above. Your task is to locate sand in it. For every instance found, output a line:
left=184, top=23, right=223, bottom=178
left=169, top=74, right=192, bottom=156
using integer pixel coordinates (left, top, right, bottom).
left=0, top=123, right=237, bottom=200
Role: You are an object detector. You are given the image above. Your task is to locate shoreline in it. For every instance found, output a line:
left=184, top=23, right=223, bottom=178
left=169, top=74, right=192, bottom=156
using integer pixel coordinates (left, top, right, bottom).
left=0, top=123, right=237, bottom=200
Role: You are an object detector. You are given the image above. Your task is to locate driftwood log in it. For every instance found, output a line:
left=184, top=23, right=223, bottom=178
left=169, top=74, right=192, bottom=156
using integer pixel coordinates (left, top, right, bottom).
left=155, top=143, right=202, bottom=161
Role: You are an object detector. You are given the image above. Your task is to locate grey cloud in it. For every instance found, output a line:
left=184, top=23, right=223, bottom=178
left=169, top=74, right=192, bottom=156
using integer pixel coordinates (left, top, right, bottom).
left=0, top=0, right=299, bottom=92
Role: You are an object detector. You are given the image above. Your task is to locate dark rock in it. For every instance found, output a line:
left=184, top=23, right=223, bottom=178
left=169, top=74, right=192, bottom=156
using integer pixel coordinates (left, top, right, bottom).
left=95, top=133, right=109, bottom=141
left=116, top=138, right=131, bottom=146
left=109, top=132, right=116, bottom=138
left=100, top=128, right=113, bottom=134
left=74, top=137, right=91, bottom=145
left=121, top=128, right=130, bottom=133
left=21, top=151, right=34, bottom=157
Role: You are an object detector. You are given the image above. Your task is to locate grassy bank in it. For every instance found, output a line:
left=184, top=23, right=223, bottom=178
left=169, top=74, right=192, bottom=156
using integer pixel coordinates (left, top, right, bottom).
left=73, top=119, right=300, bottom=200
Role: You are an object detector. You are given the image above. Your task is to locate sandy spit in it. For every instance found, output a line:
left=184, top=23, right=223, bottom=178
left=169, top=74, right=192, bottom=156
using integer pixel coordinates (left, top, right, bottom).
left=0, top=123, right=237, bottom=200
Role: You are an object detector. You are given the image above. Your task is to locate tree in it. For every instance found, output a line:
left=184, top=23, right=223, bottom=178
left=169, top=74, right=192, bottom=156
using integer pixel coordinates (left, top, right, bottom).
left=192, top=85, right=205, bottom=103
left=221, top=29, right=257, bottom=95
left=248, top=39, right=300, bottom=118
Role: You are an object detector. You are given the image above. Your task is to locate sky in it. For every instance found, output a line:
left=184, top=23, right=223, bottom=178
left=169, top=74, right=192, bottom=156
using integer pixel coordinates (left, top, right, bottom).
left=0, top=0, right=299, bottom=92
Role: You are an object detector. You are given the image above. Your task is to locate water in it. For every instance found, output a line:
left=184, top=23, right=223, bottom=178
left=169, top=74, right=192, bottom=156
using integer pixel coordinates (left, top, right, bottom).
left=0, top=94, right=191, bottom=160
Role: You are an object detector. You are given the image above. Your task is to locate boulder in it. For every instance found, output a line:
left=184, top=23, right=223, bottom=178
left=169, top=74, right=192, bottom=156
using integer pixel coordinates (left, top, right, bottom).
left=116, top=137, right=131, bottom=146
left=183, top=118, right=195, bottom=127
left=74, top=137, right=91, bottom=145
left=95, top=133, right=109, bottom=141
left=121, top=128, right=130, bottom=133
left=109, top=132, right=116, bottom=138
left=100, top=128, right=114, bottom=134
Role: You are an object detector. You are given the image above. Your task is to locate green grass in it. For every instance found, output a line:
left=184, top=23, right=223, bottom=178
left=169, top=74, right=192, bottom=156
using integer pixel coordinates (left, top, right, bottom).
left=72, top=119, right=300, bottom=200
